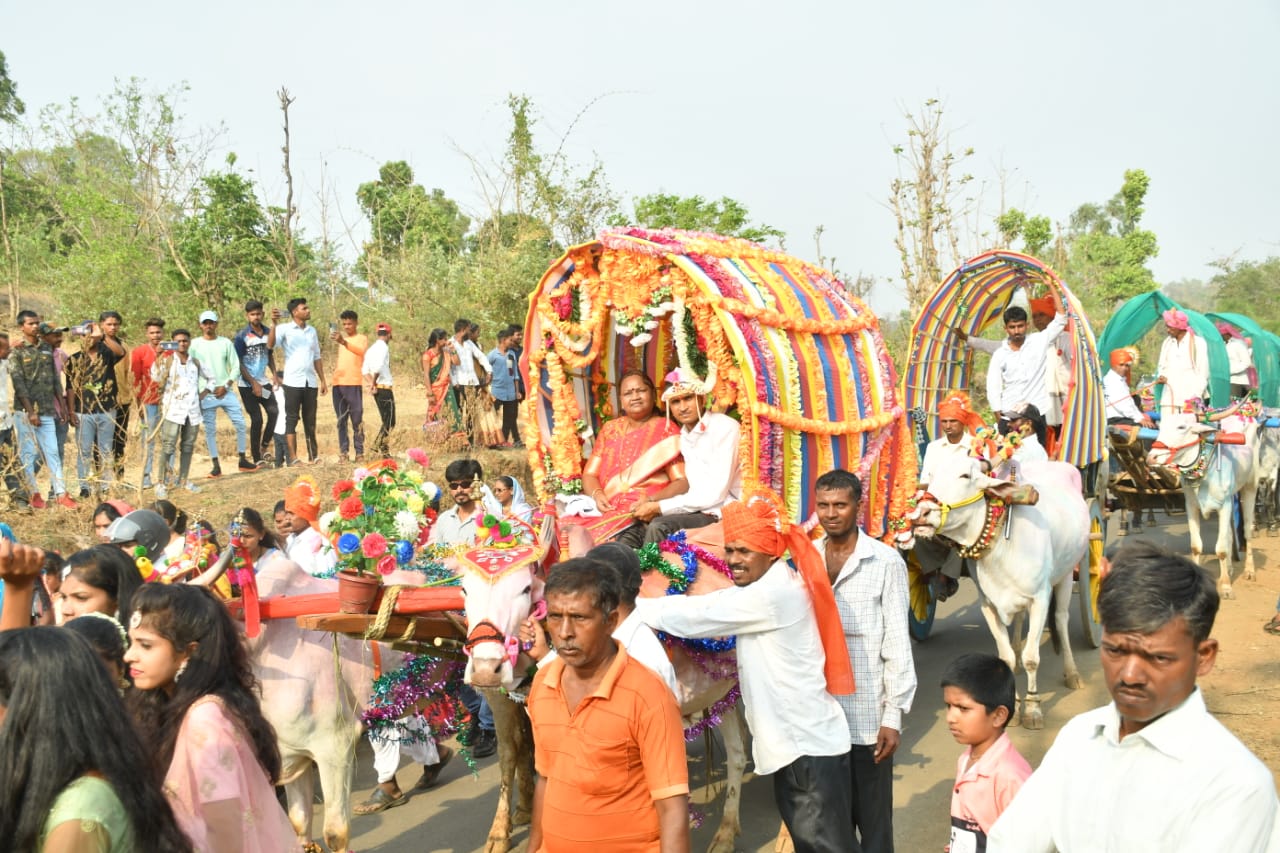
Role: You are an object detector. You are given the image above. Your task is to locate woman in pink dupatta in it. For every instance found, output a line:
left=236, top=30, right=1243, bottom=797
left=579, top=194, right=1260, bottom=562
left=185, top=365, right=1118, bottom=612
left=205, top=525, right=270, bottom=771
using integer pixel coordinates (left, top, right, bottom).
left=126, top=583, right=300, bottom=852
left=563, top=370, right=687, bottom=552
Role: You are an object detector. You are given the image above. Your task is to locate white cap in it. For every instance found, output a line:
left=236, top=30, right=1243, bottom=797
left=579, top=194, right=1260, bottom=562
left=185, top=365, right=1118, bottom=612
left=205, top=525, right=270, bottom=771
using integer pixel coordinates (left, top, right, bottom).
left=199, top=310, right=219, bottom=324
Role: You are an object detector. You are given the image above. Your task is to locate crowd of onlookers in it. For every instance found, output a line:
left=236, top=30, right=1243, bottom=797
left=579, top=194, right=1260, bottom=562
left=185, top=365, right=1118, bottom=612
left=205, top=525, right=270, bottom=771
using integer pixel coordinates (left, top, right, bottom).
left=0, top=301, right=527, bottom=509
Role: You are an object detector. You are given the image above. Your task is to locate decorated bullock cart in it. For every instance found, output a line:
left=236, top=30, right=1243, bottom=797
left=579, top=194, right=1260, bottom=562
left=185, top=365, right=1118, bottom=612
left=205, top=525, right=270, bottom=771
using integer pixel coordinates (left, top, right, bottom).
left=900, top=250, right=1108, bottom=646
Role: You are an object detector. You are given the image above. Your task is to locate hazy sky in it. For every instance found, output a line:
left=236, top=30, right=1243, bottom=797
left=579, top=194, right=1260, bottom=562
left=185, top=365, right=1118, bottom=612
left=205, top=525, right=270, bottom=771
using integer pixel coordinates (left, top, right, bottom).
left=7, top=0, right=1279, bottom=315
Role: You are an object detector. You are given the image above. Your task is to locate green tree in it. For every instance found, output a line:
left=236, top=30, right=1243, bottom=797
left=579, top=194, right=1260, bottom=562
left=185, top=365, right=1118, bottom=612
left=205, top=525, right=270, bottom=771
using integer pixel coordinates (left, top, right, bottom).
left=609, top=193, right=784, bottom=244
left=995, top=207, right=1052, bottom=257
left=0, top=50, right=23, bottom=124
left=355, top=161, right=469, bottom=290
left=1212, top=257, right=1280, bottom=333
left=1062, top=169, right=1159, bottom=310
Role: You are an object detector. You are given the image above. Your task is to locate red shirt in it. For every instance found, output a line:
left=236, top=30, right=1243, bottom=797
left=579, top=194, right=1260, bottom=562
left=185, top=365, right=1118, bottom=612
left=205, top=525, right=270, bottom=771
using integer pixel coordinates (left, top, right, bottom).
left=131, top=345, right=160, bottom=405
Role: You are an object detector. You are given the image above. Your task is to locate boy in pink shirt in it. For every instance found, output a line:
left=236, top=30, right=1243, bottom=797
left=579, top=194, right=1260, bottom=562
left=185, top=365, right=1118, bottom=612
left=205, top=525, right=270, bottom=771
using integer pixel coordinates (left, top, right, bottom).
left=942, top=653, right=1032, bottom=853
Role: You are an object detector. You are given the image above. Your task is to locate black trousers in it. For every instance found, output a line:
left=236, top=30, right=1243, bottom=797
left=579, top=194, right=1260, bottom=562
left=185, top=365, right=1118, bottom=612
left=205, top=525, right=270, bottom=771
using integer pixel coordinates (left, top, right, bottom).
left=496, top=398, right=519, bottom=443
left=850, top=744, right=893, bottom=853
left=643, top=511, right=717, bottom=546
left=283, top=385, right=319, bottom=461
left=239, top=386, right=278, bottom=463
left=372, top=388, right=396, bottom=455
left=774, top=752, right=858, bottom=853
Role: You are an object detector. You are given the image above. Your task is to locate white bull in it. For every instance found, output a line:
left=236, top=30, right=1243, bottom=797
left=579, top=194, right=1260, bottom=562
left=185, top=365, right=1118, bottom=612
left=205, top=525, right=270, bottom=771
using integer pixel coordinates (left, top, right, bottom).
left=907, top=455, right=1087, bottom=729
left=248, top=559, right=417, bottom=853
left=1254, top=423, right=1280, bottom=536
left=1148, top=410, right=1260, bottom=599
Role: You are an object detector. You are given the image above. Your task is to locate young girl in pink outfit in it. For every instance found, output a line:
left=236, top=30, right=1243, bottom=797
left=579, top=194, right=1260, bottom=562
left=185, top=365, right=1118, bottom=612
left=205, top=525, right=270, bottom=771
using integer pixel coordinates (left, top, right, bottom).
left=126, top=583, right=300, bottom=852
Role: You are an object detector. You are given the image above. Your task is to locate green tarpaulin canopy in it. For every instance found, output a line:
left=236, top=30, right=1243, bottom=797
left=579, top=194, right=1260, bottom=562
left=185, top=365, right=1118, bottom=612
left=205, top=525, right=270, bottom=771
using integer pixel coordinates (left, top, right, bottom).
left=1205, top=312, right=1279, bottom=407
left=1096, top=291, right=1230, bottom=407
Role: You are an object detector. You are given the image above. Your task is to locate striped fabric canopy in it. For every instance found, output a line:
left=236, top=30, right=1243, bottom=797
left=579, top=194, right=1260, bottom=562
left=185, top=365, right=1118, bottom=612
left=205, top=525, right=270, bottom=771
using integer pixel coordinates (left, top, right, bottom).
left=902, top=250, right=1106, bottom=468
left=522, top=228, right=917, bottom=537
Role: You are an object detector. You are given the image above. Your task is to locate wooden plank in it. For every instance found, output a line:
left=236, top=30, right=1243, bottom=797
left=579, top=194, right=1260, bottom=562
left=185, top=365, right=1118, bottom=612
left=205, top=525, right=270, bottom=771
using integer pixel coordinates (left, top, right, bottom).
left=227, top=587, right=464, bottom=621
left=295, top=613, right=465, bottom=643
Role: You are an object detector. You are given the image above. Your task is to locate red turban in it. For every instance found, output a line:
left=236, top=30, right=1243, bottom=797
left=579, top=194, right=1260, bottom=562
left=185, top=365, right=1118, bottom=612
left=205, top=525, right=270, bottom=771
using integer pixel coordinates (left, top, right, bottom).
left=937, top=392, right=984, bottom=434
left=1163, top=308, right=1189, bottom=331
left=721, top=491, right=855, bottom=695
left=285, top=475, right=321, bottom=530
left=1029, top=295, right=1056, bottom=317
left=1109, top=347, right=1138, bottom=369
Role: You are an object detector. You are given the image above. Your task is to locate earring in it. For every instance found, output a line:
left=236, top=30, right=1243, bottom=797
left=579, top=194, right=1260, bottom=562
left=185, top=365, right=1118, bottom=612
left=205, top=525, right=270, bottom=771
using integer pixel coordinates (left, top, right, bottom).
left=174, top=660, right=188, bottom=683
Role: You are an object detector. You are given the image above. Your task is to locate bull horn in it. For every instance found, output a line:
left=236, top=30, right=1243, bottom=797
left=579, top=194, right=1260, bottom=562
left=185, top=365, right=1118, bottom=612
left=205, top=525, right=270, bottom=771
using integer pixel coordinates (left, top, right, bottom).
left=187, top=547, right=233, bottom=588
left=1207, top=401, right=1243, bottom=423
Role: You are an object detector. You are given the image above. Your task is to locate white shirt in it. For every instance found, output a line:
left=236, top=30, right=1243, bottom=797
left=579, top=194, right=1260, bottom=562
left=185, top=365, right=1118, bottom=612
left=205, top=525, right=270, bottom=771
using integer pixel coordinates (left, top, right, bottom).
left=919, top=433, right=974, bottom=487
left=989, top=689, right=1279, bottom=853
left=276, top=323, right=322, bottom=388
left=0, top=358, right=12, bottom=430
left=539, top=608, right=680, bottom=701
left=1226, top=337, right=1253, bottom=385
left=634, top=559, right=850, bottom=775
left=1013, top=433, right=1049, bottom=464
left=153, top=354, right=214, bottom=426
left=657, top=412, right=742, bottom=517
left=1104, top=369, right=1145, bottom=422
left=986, top=312, right=1069, bottom=415
left=818, top=533, right=916, bottom=744
left=286, top=527, right=337, bottom=578
left=449, top=337, right=491, bottom=387
left=1157, top=332, right=1209, bottom=412
left=362, top=339, right=392, bottom=386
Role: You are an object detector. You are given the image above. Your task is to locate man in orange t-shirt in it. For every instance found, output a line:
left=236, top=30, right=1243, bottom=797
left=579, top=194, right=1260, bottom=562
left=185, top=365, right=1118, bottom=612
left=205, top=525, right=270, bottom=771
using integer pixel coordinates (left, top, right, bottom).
left=329, top=309, right=368, bottom=460
left=527, top=558, right=689, bottom=853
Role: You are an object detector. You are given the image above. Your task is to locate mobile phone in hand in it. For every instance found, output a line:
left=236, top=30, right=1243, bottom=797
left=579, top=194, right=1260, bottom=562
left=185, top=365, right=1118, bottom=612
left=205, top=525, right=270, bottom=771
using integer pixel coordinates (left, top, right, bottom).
left=159, top=341, right=181, bottom=352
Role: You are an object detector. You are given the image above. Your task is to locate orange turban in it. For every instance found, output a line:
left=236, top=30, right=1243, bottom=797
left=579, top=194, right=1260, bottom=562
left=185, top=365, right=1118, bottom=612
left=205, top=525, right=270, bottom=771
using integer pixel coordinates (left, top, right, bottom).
left=1029, top=295, right=1056, bottom=317
left=284, top=475, right=321, bottom=530
left=1109, top=346, right=1139, bottom=369
left=721, top=491, right=855, bottom=696
left=937, top=392, right=984, bottom=434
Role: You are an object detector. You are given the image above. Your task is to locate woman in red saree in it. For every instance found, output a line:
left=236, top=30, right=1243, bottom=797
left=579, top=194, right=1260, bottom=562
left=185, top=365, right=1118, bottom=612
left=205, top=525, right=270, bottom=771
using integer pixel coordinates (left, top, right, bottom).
left=421, top=328, right=461, bottom=435
left=564, top=371, right=687, bottom=552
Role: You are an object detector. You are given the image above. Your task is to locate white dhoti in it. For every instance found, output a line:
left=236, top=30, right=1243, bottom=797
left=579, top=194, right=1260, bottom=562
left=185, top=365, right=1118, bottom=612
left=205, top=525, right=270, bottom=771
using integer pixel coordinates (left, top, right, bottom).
left=370, top=716, right=440, bottom=783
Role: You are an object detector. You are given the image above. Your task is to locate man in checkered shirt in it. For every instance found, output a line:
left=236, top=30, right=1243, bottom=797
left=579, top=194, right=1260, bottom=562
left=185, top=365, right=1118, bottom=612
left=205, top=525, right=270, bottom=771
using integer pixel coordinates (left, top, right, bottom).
left=814, top=469, right=917, bottom=853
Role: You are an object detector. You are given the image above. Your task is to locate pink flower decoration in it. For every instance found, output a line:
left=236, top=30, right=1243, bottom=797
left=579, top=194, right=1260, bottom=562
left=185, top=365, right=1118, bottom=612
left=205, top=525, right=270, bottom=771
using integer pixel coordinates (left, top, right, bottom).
left=376, top=553, right=397, bottom=576
left=407, top=447, right=429, bottom=466
left=353, top=467, right=372, bottom=481
left=361, top=533, right=388, bottom=558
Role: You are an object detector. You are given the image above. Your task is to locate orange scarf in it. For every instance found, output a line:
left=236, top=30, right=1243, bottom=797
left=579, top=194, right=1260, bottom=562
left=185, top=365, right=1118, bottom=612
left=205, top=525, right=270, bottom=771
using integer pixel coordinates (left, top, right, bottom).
left=722, top=494, right=855, bottom=695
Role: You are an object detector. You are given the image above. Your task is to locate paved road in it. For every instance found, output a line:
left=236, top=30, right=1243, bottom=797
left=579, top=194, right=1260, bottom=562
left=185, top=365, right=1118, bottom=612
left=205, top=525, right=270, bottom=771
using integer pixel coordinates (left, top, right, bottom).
left=329, top=512, right=1194, bottom=852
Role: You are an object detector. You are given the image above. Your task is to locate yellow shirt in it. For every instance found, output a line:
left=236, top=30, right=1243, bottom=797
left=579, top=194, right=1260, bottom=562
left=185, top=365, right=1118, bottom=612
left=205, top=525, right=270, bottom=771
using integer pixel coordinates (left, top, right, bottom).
left=332, top=334, right=368, bottom=386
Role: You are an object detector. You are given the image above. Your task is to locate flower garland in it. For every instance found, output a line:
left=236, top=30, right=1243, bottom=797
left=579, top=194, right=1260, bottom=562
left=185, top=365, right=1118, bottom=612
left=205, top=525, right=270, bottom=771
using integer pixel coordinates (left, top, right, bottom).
left=706, top=294, right=880, bottom=335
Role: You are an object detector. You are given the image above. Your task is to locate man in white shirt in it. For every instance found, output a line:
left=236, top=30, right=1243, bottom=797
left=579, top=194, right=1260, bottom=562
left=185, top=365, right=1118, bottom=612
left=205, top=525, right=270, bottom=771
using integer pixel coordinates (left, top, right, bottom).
left=815, top=470, right=916, bottom=853
left=1104, top=347, right=1154, bottom=427
left=151, top=329, right=214, bottom=499
left=1156, top=308, right=1209, bottom=414
left=632, top=369, right=742, bottom=546
left=635, top=490, right=857, bottom=853
left=362, top=323, right=395, bottom=457
left=989, top=542, right=1279, bottom=852
left=984, top=290, right=1068, bottom=423
left=0, top=333, right=22, bottom=501
left=1217, top=321, right=1255, bottom=399
left=917, top=392, right=984, bottom=597
left=268, top=297, right=327, bottom=465
left=447, top=318, right=492, bottom=446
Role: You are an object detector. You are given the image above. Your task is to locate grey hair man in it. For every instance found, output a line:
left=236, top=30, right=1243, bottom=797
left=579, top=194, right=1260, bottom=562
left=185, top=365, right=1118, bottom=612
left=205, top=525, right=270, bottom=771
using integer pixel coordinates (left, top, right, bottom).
left=989, top=542, right=1278, bottom=852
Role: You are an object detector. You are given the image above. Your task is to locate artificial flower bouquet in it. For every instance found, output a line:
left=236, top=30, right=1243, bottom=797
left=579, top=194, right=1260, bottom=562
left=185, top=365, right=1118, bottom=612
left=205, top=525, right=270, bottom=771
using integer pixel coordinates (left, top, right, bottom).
left=320, top=448, right=441, bottom=577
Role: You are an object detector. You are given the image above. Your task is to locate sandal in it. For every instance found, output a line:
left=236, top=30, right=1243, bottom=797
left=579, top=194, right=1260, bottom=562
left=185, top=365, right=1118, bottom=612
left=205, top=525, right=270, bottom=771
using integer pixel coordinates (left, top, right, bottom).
left=353, top=787, right=407, bottom=815
left=411, top=745, right=454, bottom=791
left=1264, top=617, right=1280, bottom=636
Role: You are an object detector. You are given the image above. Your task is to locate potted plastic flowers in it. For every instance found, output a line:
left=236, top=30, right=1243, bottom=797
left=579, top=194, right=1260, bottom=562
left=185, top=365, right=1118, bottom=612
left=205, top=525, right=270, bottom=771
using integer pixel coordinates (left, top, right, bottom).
left=322, top=449, right=438, bottom=613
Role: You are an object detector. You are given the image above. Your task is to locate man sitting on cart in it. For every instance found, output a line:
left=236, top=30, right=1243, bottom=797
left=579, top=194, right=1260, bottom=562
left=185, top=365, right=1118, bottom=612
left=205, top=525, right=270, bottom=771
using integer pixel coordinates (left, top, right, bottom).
left=916, top=392, right=985, bottom=600
left=1104, top=347, right=1154, bottom=429
left=631, top=368, right=742, bottom=546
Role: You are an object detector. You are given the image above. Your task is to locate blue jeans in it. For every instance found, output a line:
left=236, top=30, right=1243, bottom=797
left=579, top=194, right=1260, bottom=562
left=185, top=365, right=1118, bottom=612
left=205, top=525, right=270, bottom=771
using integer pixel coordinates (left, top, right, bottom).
left=16, top=415, right=66, bottom=497
left=459, top=684, right=495, bottom=732
left=201, top=391, right=247, bottom=459
left=140, top=403, right=161, bottom=479
left=75, top=410, right=116, bottom=492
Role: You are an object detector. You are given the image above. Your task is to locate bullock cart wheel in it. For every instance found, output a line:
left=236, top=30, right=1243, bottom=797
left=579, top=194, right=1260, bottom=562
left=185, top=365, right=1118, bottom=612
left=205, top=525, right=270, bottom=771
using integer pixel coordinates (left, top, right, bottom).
left=1075, top=498, right=1105, bottom=648
left=905, top=549, right=937, bottom=642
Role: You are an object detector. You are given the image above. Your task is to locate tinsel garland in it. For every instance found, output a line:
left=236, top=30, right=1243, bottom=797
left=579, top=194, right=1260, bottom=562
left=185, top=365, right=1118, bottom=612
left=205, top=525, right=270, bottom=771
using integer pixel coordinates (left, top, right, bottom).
left=683, top=683, right=741, bottom=742
left=360, top=654, right=472, bottom=765
left=637, top=533, right=737, bottom=655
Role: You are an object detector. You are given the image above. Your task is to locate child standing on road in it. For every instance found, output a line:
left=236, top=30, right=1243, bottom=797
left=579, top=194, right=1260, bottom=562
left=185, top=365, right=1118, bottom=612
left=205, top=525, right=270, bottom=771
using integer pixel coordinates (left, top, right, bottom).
left=942, top=653, right=1032, bottom=853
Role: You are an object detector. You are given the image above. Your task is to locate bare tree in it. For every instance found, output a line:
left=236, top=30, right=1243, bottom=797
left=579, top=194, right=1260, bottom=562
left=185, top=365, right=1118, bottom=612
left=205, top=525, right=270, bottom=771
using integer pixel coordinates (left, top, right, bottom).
left=278, top=87, right=299, bottom=287
left=887, top=99, right=975, bottom=314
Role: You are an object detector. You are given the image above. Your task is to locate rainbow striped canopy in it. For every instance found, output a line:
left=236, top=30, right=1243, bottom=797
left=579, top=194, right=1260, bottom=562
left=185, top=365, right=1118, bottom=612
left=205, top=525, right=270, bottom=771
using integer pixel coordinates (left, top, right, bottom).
left=521, top=228, right=917, bottom=536
left=902, top=250, right=1106, bottom=469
